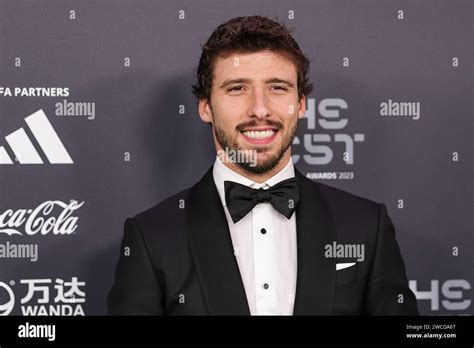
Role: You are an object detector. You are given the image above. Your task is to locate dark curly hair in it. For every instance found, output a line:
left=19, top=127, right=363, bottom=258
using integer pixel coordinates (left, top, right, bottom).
left=192, top=15, right=313, bottom=102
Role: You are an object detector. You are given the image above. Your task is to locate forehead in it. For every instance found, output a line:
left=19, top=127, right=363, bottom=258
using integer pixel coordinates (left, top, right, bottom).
left=212, top=50, right=297, bottom=81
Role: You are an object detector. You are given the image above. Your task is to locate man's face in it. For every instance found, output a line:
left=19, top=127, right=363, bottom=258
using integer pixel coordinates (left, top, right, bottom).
left=199, top=50, right=306, bottom=174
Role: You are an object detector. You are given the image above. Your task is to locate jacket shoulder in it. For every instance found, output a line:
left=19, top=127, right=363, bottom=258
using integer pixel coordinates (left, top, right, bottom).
left=313, top=180, right=381, bottom=211
left=298, top=174, right=383, bottom=228
left=303, top=178, right=385, bottom=248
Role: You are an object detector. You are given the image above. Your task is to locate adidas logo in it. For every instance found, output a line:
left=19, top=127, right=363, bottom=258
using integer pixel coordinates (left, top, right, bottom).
left=0, top=109, right=73, bottom=164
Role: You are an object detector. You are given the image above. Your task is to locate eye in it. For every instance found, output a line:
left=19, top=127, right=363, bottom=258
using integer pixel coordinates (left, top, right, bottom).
left=271, top=85, right=288, bottom=91
left=227, top=85, right=244, bottom=92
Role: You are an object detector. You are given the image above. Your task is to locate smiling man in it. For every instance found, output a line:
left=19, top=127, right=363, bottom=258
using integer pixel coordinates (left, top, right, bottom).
left=202, top=49, right=302, bottom=180
left=108, top=15, right=418, bottom=315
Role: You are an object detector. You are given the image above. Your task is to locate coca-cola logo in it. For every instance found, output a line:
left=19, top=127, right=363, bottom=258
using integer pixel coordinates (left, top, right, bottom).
left=0, top=200, right=84, bottom=236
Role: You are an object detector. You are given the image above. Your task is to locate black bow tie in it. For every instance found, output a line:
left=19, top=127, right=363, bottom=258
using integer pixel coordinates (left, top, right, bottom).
left=224, top=177, right=300, bottom=224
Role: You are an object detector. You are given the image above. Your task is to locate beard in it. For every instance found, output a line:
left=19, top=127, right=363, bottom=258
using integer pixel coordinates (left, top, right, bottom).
left=213, top=116, right=298, bottom=175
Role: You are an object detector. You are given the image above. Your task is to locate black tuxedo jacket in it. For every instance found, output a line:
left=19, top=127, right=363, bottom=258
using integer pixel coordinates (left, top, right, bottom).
left=108, top=165, right=418, bottom=315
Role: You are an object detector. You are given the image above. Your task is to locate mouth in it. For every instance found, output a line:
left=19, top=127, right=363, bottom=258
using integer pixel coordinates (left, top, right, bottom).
left=239, top=127, right=279, bottom=145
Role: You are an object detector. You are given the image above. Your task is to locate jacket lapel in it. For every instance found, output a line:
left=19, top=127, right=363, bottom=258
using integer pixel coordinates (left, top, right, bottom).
left=185, top=164, right=336, bottom=315
left=185, top=166, right=250, bottom=315
left=293, top=168, right=336, bottom=315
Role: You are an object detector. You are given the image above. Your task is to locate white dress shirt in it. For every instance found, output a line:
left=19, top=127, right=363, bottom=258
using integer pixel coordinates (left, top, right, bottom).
left=212, top=156, right=297, bottom=315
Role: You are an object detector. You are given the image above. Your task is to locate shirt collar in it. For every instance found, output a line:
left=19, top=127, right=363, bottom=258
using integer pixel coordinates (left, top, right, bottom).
left=212, top=155, right=295, bottom=208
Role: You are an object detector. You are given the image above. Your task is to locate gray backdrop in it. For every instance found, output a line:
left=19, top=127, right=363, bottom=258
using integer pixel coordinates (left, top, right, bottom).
left=0, top=0, right=472, bottom=315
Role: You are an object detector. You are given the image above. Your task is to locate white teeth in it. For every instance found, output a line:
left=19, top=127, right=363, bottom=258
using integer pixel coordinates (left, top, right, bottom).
left=243, top=130, right=275, bottom=139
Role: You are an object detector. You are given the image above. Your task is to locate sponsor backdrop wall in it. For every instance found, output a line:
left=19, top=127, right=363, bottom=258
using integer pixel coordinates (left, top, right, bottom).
left=0, top=0, right=472, bottom=315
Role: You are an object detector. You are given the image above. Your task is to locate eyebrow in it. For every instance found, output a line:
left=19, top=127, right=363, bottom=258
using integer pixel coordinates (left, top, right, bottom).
left=219, top=77, right=295, bottom=89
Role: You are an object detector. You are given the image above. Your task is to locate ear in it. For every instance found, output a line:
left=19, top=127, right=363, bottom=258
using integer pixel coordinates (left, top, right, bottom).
left=198, top=98, right=213, bottom=124
left=297, top=94, right=307, bottom=119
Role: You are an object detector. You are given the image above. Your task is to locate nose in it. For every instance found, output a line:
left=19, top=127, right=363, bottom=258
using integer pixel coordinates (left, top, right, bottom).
left=248, top=88, right=271, bottom=120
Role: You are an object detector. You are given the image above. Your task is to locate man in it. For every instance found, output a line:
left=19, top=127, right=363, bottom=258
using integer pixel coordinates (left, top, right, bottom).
left=108, top=15, right=418, bottom=315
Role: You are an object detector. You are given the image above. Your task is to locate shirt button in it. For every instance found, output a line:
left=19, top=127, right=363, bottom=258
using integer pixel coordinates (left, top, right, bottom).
left=260, top=228, right=267, bottom=234
left=263, top=283, right=269, bottom=290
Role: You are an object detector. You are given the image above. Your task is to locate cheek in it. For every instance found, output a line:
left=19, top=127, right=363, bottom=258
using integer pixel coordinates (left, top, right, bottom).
left=226, top=98, right=245, bottom=113
left=212, top=111, right=234, bottom=133
left=274, top=97, right=298, bottom=116
left=215, top=100, right=244, bottom=127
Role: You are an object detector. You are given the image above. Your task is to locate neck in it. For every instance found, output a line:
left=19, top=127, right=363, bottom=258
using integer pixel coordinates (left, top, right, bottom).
left=218, top=150, right=292, bottom=184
